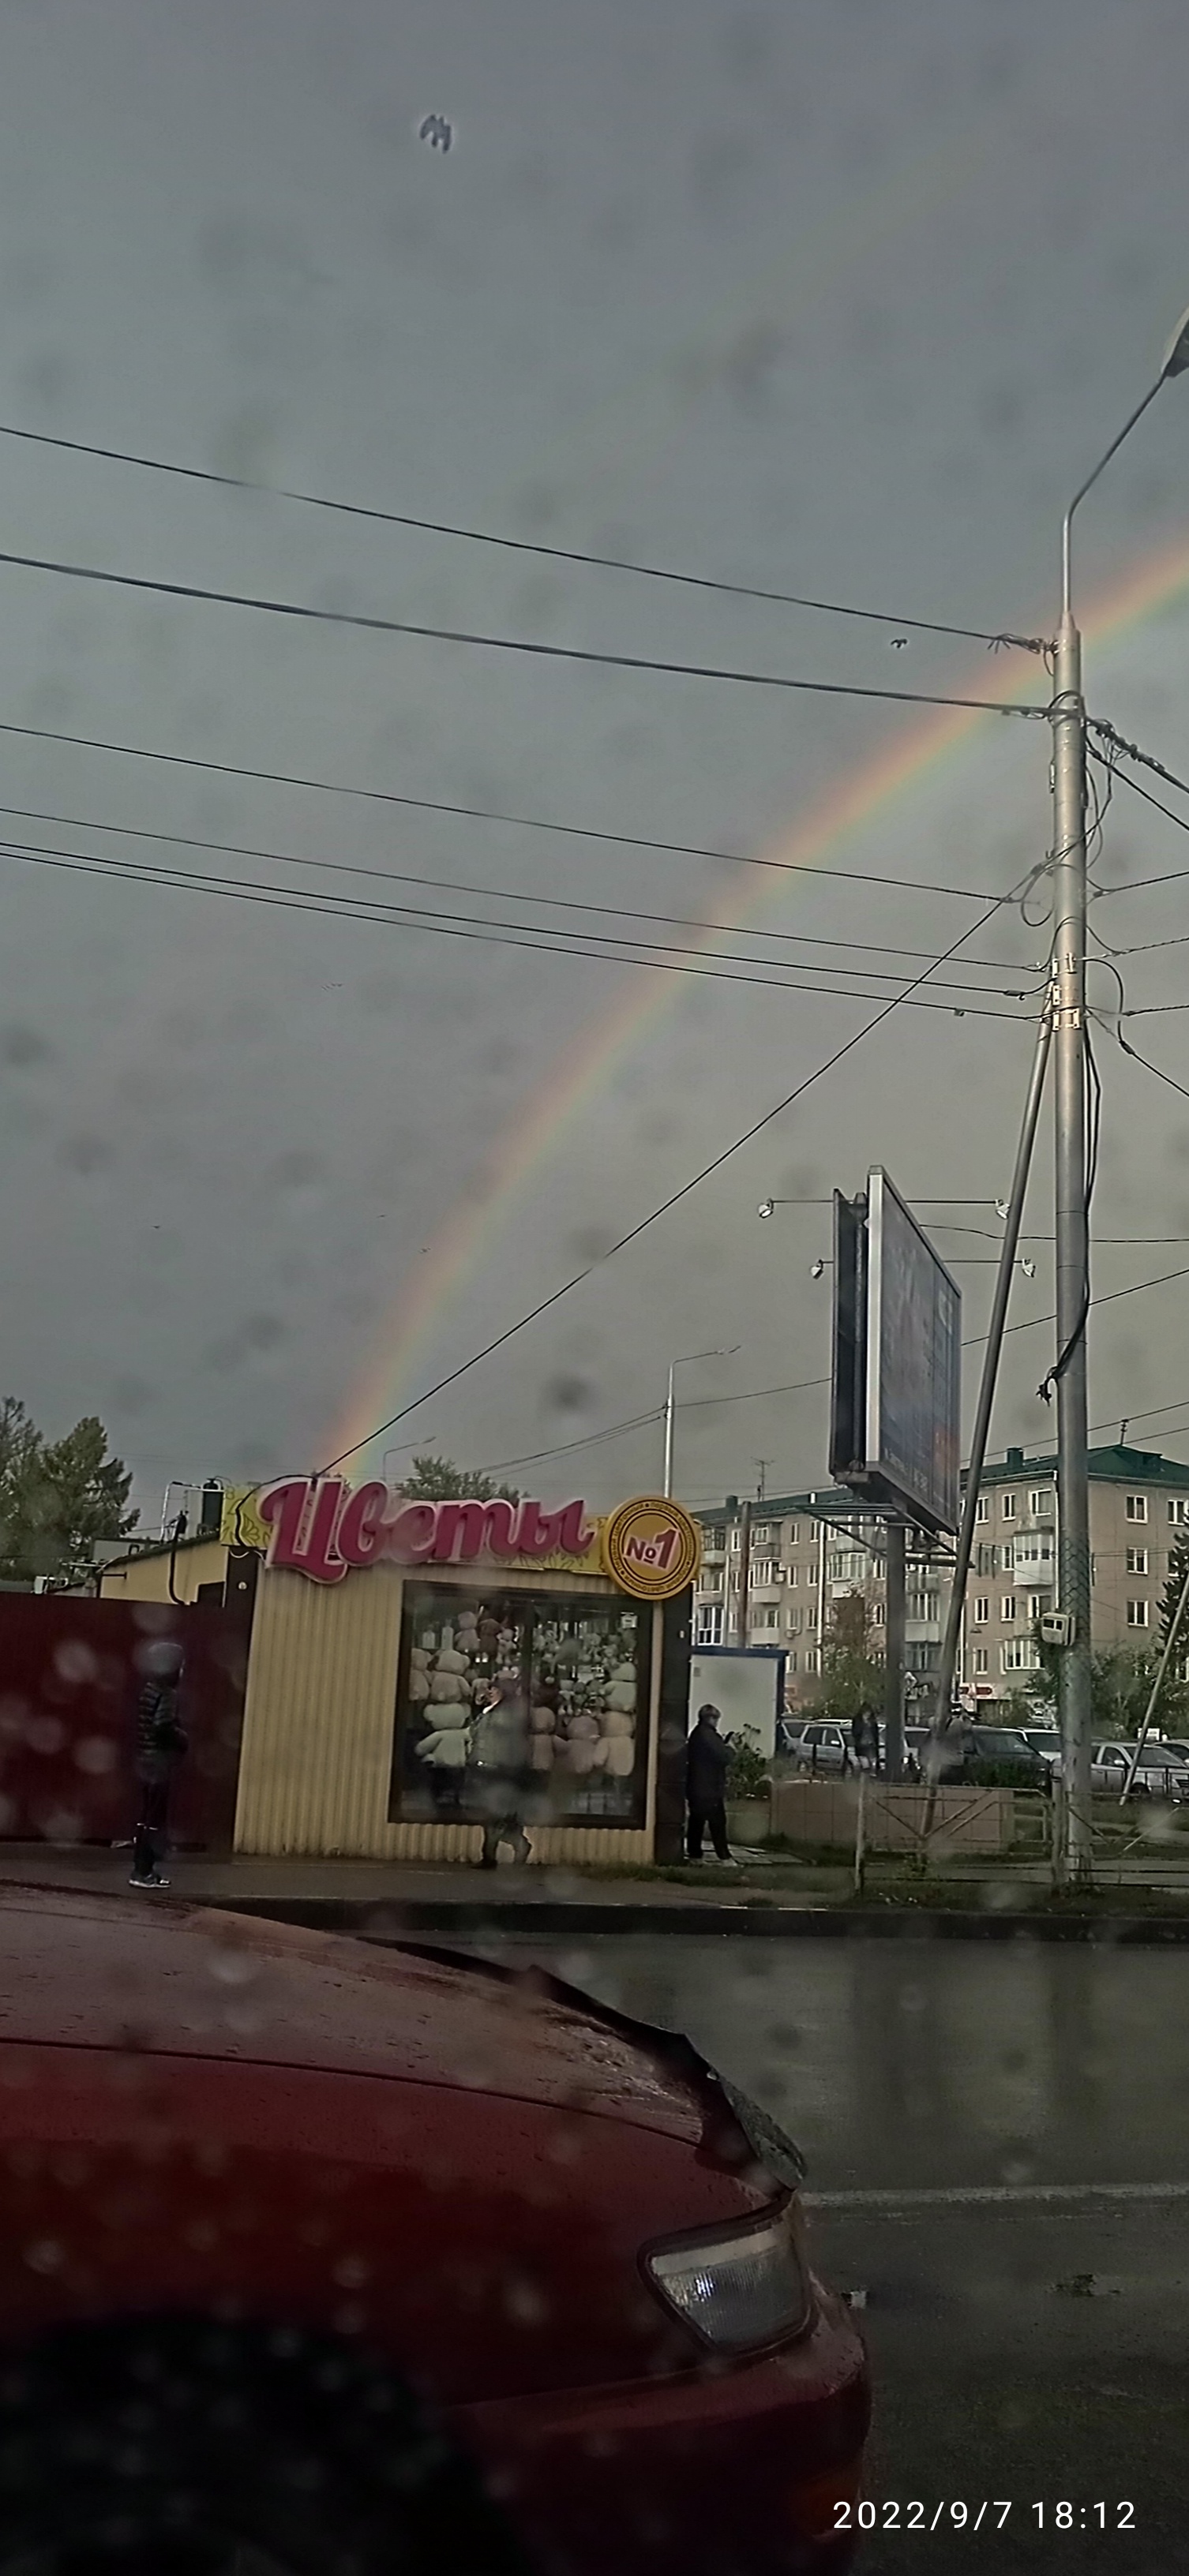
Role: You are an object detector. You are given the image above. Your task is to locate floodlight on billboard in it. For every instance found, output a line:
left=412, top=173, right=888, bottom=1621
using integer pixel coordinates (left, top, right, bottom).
left=827, top=1169, right=961, bottom=1535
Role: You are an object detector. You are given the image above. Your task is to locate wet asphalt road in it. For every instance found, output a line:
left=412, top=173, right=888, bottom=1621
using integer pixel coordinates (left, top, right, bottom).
left=474, top=1935, right=1189, bottom=2574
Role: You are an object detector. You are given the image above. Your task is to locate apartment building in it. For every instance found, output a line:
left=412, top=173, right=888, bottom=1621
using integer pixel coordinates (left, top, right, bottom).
left=693, top=1488, right=945, bottom=1707
left=693, top=1442, right=1189, bottom=1711
left=963, top=1443, right=1189, bottom=1703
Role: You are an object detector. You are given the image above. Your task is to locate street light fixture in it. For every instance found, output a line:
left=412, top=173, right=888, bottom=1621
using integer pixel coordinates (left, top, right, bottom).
left=1052, top=309, right=1189, bottom=1882
left=662, top=1346, right=740, bottom=1498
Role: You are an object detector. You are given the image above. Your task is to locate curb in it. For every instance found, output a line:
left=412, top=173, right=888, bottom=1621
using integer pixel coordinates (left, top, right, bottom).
left=189, top=1893, right=1189, bottom=1944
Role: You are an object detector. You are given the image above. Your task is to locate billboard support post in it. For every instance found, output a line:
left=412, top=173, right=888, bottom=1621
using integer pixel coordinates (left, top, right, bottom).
left=883, top=1521, right=907, bottom=1783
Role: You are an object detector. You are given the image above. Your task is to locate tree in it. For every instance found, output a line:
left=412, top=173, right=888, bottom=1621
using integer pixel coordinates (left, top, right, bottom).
left=1030, top=1623, right=1187, bottom=1738
left=401, top=1454, right=520, bottom=1505
left=0, top=1398, right=136, bottom=1586
left=816, top=1589, right=884, bottom=1724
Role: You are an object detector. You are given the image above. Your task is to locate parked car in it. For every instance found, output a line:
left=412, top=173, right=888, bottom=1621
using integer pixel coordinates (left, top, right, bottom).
left=1018, top=1728, right=1063, bottom=1767
left=0, top=1887, right=869, bottom=2576
left=787, top=1720, right=853, bottom=1776
left=920, top=1724, right=1052, bottom=1789
left=1090, top=1740, right=1189, bottom=1799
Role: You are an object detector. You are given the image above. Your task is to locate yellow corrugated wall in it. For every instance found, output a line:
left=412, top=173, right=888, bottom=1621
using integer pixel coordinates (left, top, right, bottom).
left=234, top=1574, right=666, bottom=1866
left=234, top=1563, right=403, bottom=1855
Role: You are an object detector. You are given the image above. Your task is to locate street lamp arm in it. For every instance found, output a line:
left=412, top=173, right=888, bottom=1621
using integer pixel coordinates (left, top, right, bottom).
left=1062, top=376, right=1165, bottom=620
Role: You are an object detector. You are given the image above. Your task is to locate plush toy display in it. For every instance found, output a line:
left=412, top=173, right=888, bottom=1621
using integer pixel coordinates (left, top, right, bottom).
left=399, top=1601, right=643, bottom=1817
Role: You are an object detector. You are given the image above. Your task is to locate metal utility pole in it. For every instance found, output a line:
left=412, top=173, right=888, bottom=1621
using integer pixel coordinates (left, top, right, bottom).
left=662, top=1346, right=738, bottom=1498
left=1046, top=308, right=1189, bottom=1878
left=1049, top=608, right=1093, bottom=1881
left=932, top=1003, right=1053, bottom=1733
left=756, top=1459, right=772, bottom=1503
left=883, top=1522, right=906, bottom=1782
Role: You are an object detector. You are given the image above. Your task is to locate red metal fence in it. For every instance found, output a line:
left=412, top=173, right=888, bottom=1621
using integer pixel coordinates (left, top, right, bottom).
left=0, top=1595, right=247, bottom=1849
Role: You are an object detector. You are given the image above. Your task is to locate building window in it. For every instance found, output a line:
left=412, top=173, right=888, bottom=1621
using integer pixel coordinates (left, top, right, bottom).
left=907, top=1590, right=939, bottom=1623
left=786, top=1522, right=799, bottom=1546
left=872, top=1600, right=885, bottom=1625
left=1126, top=1495, right=1149, bottom=1523
left=786, top=1563, right=798, bottom=1586
left=1001, top=1638, right=1040, bottom=1673
left=752, top=1604, right=778, bottom=1631
left=709, top=1525, right=726, bottom=1551
left=752, top=1559, right=775, bottom=1587
left=1029, top=1593, right=1050, bottom=1623
left=974, top=1543, right=996, bottom=1577
left=1126, top=1548, right=1148, bottom=1577
left=754, top=1523, right=771, bottom=1548
left=1127, top=1600, right=1150, bottom=1628
left=786, top=1605, right=803, bottom=1635
left=700, top=1569, right=723, bottom=1593
left=973, top=1647, right=989, bottom=1676
left=730, top=1527, right=741, bottom=1549
left=1029, top=1488, right=1054, bottom=1517
left=696, top=1604, right=725, bottom=1646
left=975, top=1496, right=989, bottom=1524
left=1001, top=1596, right=1017, bottom=1623
left=804, top=1647, right=820, bottom=1676
left=786, top=1650, right=797, bottom=1676
left=808, top=1561, right=819, bottom=1586
left=973, top=1597, right=989, bottom=1624
left=1001, top=1493, right=1018, bottom=1522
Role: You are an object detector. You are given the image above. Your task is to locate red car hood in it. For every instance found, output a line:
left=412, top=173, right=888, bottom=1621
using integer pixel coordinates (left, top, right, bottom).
left=0, top=1886, right=727, bottom=2147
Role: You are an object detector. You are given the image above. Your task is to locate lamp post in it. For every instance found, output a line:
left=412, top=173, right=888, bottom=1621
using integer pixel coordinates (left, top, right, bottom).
left=1052, top=305, right=1189, bottom=1882
left=662, top=1347, right=738, bottom=1498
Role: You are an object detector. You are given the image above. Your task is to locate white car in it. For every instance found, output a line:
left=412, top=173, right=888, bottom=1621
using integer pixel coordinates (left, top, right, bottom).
left=787, top=1721, right=853, bottom=1777
left=1090, top=1740, right=1189, bottom=1799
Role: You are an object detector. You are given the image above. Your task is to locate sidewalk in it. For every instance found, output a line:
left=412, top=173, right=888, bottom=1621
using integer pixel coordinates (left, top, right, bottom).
left=4, top=1842, right=1189, bottom=1941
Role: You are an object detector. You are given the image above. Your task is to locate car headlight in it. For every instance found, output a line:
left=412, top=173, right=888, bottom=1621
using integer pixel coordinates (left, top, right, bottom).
left=643, top=2201, right=814, bottom=2353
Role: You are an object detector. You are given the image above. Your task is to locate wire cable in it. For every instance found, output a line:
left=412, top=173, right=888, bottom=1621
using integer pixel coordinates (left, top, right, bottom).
left=0, top=543, right=1056, bottom=714
left=477, top=1271, right=1189, bottom=1476
left=0, top=833, right=1039, bottom=1016
left=0, top=714, right=1003, bottom=904
left=0, top=796, right=1038, bottom=981
left=1036, top=1013, right=1101, bottom=1405
left=0, top=415, right=1049, bottom=655
left=314, top=890, right=1030, bottom=1475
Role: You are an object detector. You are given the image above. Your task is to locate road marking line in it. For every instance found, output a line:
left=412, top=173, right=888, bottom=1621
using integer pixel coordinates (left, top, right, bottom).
left=805, top=2179, right=1189, bottom=2209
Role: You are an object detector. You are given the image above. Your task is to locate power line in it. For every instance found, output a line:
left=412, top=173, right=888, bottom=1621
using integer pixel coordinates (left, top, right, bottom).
left=315, top=896, right=1024, bottom=1474
left=0, top=715, right=1003, bottom=905
left=0, top=834, right=1038, bottom=1017
left=1112, top=1018, right=1189, bottom=1110
left=476, top=1292, right=1189, bottom=1477
left=0, top=796, right=1037, bottom=983
left=0, top=543, right=1052, bottom=716
left=475, top=1409, right=666, bottom=1477
left=0, top=414, right=1048, bottom=656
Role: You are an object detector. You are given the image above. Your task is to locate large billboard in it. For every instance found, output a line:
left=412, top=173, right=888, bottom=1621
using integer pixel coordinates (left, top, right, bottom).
left=828, top=1170, right=961, bottom=1534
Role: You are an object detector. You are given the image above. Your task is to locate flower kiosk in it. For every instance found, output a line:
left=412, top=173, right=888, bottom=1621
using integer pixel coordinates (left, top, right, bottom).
left=228, top=1483, right=700, bottom=1866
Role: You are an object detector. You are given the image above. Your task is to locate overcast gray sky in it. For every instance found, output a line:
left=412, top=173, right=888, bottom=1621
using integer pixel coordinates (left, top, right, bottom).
left=3, top=0, right=1189, bottom=1522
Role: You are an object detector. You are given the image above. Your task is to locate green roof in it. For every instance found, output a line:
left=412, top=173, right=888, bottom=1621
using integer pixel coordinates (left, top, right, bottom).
left=694, top=1443, right=1189, bottom=1524
left=976, top=1443, right=1189, bottom=1490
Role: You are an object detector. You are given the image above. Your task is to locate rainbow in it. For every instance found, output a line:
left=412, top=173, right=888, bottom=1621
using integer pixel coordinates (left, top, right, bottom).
left=328, top=534, right=1189, bottom=1475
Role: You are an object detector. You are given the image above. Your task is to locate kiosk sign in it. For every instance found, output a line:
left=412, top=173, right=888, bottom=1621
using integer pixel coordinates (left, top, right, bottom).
left=601, top=1496, right=701, bottom=1601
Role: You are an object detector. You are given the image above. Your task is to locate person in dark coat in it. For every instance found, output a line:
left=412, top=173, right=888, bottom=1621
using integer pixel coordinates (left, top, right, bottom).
left=129, top=1644, right=188, bottom=1890
left=470, top=1670, right=532, bottom=1868
left=685, top=1703, right=734, bottom=1863
left=850, top=1705, right=880, bottom=1772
